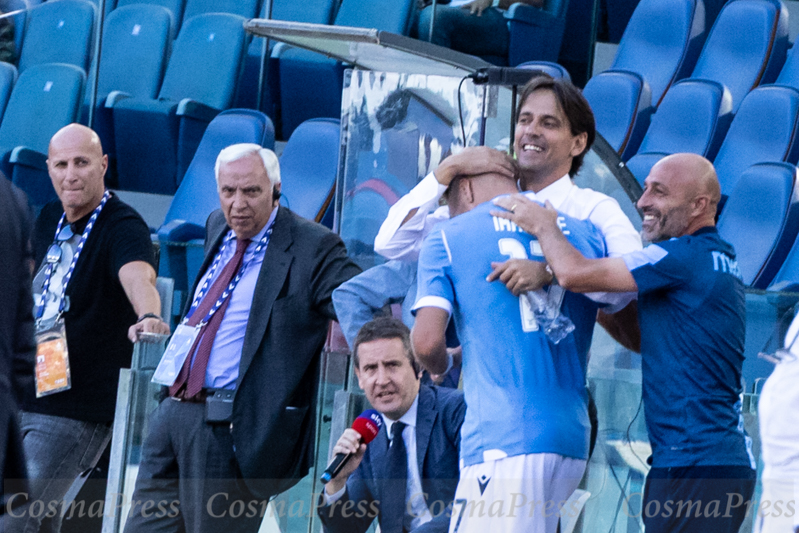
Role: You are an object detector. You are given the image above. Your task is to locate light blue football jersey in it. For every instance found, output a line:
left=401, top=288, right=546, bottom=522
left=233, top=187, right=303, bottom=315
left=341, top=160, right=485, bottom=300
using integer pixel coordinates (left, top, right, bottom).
left=415, top=195, right=608, bottom=466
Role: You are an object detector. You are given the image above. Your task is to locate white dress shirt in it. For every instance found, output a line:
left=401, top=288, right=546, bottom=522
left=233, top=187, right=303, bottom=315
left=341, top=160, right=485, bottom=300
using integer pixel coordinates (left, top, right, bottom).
left=325, top=395, right=433, bottom=530
left=375, top=172, right=642, bottom=310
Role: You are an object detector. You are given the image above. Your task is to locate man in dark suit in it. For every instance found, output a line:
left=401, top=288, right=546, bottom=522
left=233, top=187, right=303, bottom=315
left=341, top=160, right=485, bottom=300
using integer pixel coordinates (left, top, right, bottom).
left=318, top=317, right=465, bottom=533
left=124, top=143, right=361, bottom=533
left=0, top=178, right=35, bottom=523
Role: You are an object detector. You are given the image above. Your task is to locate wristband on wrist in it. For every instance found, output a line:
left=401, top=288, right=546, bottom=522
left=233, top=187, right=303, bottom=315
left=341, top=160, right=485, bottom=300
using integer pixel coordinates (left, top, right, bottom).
left=137, top=313, right=162, bottom=323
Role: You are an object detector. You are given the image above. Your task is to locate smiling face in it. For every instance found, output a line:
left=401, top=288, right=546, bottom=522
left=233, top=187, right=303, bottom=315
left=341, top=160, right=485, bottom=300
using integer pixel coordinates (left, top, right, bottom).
left=47, top=125, right=108, bottom=222
left=217, top=152, right=279, bottom=240
left=514, top=89, right=587, bottom=192
left=355, top=337, right=420, bottom=421
left=637, top=161, right=694, bottom=242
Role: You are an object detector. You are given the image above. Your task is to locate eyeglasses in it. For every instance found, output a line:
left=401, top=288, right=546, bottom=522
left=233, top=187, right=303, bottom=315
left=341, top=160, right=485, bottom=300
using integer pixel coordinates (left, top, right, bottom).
left=45, top=224, right=75, bottom=264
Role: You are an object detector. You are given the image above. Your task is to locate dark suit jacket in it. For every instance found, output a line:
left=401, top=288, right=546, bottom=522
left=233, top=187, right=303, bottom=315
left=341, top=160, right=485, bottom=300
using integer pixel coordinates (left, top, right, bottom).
left=194, top=206, right=360, bottom=498
left=0, top=180, right=35, bottom=512
left=318, top=385, right=465, bottom=533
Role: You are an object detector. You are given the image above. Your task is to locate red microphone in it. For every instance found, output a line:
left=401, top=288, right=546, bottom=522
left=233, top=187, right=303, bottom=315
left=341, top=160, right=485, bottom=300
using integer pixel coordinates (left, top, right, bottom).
left=320, top=409, right=383, bottom=483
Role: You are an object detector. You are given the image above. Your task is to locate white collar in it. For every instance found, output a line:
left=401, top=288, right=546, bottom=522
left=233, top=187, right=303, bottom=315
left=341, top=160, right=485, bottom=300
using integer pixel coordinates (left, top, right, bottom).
left=526, top=174, right=573, bottom=210
left=382, top=393, right=419, bottom=440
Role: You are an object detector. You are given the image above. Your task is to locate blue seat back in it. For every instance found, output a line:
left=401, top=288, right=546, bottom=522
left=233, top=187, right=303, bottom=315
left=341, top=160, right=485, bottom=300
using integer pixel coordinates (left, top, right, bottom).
left=17, top=0, right=96, bottom=74
left=582, top=70, right=651, bottom=160
left=158, top=13, right=247, bottom=110
left=161, top=109, right=275, bottom=232
left=96, top=4, right=173, bottom=100
left=0, top=62, right=18, bottom=122
left=271, top=0, right=337, bottom=24
left=718, top=162, right=799, bottom=288
left=691, top=0, right=788, bottom=112
left=181, top=0, right=259, bottom=24
left=611, top=0, right=705, bottom=106
left=637, top=79, right=732, bottom=160
left=517, top=61, right=572, bottom=82
left=775, top=42, right=799, bottom=90
left=624, top=152, right=667, bottom=186
left=279, top=118, right=340, bottom=224
left=335, top=0, right=414, bottom=35
left=0, top=63, right=85, bottom=155
left=115, top=0, right=186, bottom=32
left=713, top=85, right=799, bottom=198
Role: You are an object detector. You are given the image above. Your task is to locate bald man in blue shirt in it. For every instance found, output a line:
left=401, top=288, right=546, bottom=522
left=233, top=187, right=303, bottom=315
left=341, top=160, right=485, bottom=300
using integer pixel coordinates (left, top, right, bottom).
left=493, top=153, right=756, bottom=533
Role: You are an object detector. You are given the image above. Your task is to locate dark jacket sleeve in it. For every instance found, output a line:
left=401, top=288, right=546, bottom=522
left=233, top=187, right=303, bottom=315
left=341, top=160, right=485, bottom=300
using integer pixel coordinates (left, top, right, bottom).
left=11, top=187, right=35, bottom=403
left=317, top=457, right=378, bottom=533
left=310, top=231, right=362, bottom=321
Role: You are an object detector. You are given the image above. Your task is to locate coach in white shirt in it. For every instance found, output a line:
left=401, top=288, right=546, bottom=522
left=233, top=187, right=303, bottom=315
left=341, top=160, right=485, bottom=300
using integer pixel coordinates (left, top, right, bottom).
left=376, top=76, right=642, bottom=333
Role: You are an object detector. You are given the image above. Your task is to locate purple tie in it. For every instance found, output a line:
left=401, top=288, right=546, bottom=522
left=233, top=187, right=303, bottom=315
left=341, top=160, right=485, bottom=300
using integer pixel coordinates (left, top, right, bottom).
left=170, top=238, right=250, bottom=400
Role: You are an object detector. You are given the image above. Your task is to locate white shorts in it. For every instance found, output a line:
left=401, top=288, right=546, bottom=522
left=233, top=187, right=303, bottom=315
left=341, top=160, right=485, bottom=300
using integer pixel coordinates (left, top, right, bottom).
left=448, top=453, right=587, bottom=533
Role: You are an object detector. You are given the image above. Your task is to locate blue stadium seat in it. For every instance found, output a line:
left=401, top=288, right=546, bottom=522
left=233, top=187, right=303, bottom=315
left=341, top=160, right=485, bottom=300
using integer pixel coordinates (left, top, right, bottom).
left=16, top=0, right=96, bottom=74
left=503, top=0, right=569, bottom=67
left=115, top=0, right=186, bottom=33
left=157, top=109, right=275, bottom=299
left=181, top=0, right=259, bottom=24
left=610, top=0, right=706, bottom=106
left=279, top=118, right=340, bottom=226
left=517, top=61, right=572, bottom=82
left=112, top=13, right=247, bottom=194
left=774, top=41, right=799, bottom=90
left=713, top=85, right=799, bottom=200
left=0, top=62, right=18, bottom=122
left=689, top=0, right=788, bottom=112
left=71, top=0, right=114, bottom=19
left=234, top=0, right=339, bottom=111
left=582, top=70, right=651, bottom=161
left=89, top=4, right=173, bottom=162
left=717, top=162, right=799, bottom=289
left=277, top=0, right=415, bottom=139
left=625, top=79, right=733, bottom=184
left=0, top=64, right=85, bottom=207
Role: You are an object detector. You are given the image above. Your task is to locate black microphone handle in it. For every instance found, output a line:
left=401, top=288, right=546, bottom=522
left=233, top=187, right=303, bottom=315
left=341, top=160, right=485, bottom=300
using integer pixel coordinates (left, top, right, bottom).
left=320, top=452, right=351, bottom=484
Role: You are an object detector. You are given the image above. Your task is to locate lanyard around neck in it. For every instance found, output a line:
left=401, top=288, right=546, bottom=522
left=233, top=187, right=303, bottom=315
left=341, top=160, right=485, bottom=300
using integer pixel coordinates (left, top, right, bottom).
left=36, top=191, right=112, bottom=321
left=185, top=222, right=275, bottom=327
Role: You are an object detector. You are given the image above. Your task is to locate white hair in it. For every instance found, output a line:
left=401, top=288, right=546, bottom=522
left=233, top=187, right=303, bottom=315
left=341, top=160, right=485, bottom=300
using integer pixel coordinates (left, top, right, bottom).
left=214, top=143, right=280, bottom=186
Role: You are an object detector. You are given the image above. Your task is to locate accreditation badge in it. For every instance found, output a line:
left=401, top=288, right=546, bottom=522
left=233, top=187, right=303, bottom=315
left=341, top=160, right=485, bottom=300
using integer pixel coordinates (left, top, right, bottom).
left=152, top=323, right=201, bottom=386
left=34, top=317, right=71, bottom=397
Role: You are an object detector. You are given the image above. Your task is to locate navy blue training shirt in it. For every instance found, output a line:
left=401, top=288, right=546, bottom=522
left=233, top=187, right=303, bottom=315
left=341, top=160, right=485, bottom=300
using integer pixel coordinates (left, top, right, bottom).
left=622, top=227, right=755, bottom=469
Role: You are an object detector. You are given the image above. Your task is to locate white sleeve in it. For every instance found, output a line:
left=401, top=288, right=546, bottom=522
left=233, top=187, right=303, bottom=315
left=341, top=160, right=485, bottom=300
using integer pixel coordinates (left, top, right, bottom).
left=321, top=485, right=347, bottom=506
left=374, top=173, right=450, bottom=262
left=587, top=197, right=643, bottom=258
left=585, top=196, right=643, bottom=312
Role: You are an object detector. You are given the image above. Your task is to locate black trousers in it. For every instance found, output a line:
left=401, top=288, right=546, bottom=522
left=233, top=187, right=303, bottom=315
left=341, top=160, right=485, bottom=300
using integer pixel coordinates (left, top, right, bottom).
left=642, top=464, right=757, bottom=533
left=123, top=399, right=265, bottom=533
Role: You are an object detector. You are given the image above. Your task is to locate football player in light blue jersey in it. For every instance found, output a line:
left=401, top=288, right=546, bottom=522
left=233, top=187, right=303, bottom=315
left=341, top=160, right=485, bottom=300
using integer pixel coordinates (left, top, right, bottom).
left=412, top=171, right=610, bottom=533
left=493, top=154, right=756, bottom=533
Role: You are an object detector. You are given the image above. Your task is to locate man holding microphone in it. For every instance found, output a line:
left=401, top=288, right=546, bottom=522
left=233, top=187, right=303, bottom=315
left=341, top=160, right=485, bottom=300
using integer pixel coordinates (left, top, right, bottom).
left=318, top=317, right=465, bottom=533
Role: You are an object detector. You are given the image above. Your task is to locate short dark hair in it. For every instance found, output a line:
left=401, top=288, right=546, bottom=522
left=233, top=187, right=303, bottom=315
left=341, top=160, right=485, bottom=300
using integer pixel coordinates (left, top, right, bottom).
left=352, top=317, right=420, bottom=374
left=516, top=76, right=596, bottom=177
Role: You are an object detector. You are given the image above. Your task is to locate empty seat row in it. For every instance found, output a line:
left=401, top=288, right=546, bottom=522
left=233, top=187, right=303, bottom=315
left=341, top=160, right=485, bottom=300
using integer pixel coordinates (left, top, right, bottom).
left=586, top=0, right=789, bottom=164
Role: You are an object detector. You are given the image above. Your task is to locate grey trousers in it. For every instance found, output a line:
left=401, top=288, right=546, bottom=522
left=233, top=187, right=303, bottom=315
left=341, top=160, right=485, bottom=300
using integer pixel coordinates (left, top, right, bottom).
left=123, top=399, right=264, bottom=533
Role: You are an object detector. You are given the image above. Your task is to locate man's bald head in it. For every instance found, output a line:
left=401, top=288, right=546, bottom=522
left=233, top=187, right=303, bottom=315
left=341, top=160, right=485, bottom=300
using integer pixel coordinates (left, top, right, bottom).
left=47, top=123, right=108, bottom=222
left=48, top=123, right=104, bottom=158
left=638, top=153, right=721, bottom=242
left=446, top=168, right=519, bottom=218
